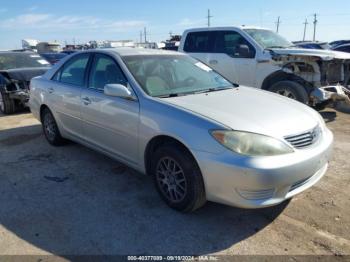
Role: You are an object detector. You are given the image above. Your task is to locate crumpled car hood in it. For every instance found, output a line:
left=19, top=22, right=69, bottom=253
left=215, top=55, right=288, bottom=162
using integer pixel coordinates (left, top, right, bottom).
left=163, top=87, right=320, bottom=139
left=270, top=48, right=350, bottom=60
left=0, top=67, right=49, bottom=82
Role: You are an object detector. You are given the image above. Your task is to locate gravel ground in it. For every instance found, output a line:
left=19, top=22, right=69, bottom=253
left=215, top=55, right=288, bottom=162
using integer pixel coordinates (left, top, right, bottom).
left=0, top=109, right=349, bottom=258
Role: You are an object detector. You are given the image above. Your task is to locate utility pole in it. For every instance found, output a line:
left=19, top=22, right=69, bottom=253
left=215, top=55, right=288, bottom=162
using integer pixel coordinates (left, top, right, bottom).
left=313, top=13, right=318, bottom=41
left=207, top=9, right=213, bottom=27
left=275, top=16, right=281, bottom=33
left=144, top=27, right=147, bottom=43
left=140, top=31, right=143, bottom=43
left=303, top=18, right=308, bottom=41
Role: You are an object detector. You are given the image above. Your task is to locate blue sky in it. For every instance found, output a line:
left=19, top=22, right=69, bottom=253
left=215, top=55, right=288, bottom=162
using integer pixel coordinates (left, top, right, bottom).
left=0, top=0, right=349, bottom=49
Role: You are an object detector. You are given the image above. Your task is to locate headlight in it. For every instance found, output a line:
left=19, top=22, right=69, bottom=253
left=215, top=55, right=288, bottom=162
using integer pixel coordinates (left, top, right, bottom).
left=211, top=130, right=294, bottom=156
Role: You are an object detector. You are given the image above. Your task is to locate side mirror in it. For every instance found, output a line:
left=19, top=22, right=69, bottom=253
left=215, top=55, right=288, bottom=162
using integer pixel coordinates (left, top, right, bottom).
left=104, top=83, right=135, bottom=100
left=237, top=44, right=251, bottom=58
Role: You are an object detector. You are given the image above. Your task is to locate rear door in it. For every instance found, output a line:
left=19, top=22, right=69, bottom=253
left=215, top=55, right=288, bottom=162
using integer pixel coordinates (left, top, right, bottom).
left=208, top=30, right=257, bottom=87
left=48, top=53, right=90, bottom=138
left=80, top=53, right=140, bottom=164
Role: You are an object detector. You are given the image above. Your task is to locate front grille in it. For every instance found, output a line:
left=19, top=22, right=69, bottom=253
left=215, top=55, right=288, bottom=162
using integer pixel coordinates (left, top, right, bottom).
left=284, top=126, right=320, bottom=149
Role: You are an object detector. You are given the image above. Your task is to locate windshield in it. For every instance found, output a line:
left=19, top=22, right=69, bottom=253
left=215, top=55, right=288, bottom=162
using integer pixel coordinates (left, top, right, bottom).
left=0, top=53, right=50, bottom=70
left=122, top=55, right=234, bottom=97
left=244, top=29, right=293, bottom=49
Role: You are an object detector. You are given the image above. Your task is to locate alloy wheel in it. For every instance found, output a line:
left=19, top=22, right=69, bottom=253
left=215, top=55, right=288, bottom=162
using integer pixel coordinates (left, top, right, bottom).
left=155, top=156, right=187, bottom=203
left=43, top=113, right=56, bottom=141
left=276, top=89, right=297, bottom=100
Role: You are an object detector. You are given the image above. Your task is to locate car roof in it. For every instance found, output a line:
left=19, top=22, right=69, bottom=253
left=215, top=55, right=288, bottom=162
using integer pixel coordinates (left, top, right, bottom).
left=183, top=26, right=270, bottom=33
left=93, top=47, right=184, bottom=57
left=0, top=51, right=37, bottom=55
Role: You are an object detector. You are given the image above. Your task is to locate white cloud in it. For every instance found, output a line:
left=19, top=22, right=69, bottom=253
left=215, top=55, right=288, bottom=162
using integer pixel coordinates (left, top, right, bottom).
left=177, top=18, right=206, bottom=27
left=27, top=6, right=38, bottom=12
left=0, top=13, right=147, bottom=32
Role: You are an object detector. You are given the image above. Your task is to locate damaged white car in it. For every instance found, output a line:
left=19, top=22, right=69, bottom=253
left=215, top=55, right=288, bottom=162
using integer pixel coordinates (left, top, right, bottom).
left=179, top=26, right=350, bottom=108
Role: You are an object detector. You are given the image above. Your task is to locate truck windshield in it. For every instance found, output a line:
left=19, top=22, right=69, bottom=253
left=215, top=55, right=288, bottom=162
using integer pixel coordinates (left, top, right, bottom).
left=244, top=29, right=293, bottom=49
left=0, top=52, right=50, bottom=70
left=122, top=55, right=234, bottom=97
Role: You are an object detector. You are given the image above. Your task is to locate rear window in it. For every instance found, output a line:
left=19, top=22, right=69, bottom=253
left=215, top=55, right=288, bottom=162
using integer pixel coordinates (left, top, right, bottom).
left=0, top=52, right=50, bottom=70
left=184, top=31, right=213, bottom=53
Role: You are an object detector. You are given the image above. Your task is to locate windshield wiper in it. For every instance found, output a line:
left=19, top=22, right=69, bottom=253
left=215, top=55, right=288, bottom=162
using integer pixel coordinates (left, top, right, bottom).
left=156, top=86, right=235, bottom=98
left=156, top=93, right=180, bottom=98
left=265, top=46, right=287, bottom=49
left=192, top=86, right=235, bottom=94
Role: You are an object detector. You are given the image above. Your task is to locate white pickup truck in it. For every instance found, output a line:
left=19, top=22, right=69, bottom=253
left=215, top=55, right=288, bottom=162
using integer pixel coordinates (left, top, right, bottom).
left=179, top=26, right=350, bottom=108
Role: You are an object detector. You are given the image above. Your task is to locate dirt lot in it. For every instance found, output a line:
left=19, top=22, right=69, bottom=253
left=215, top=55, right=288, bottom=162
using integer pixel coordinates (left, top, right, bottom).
left=0, top=109, right=349, bottom=257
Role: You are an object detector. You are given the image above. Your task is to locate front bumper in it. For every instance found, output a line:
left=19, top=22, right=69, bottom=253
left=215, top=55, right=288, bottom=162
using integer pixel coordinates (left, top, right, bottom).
left=194, top=127, right=333, bottom=208
left=312, top=85, right=350, bottom=105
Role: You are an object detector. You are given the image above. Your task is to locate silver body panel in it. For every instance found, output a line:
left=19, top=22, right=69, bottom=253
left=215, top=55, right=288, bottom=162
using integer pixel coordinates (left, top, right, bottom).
left=29, top=48, right=333, bottom=208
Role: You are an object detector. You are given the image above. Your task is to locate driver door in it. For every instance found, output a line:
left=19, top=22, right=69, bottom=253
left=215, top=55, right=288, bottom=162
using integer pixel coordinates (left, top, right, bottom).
left=208, top=30, right=257, bottom=87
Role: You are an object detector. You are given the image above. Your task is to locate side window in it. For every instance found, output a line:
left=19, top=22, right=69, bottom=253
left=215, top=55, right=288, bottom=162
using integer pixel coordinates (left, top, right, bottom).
left=60, top=54, right=90, bottom=86
left=88, top=54, right=127, bottom=91
left=214, top=31, right=256, bottom=58
left=184, top=32, right=214, bottom=53
left=337, top=46, right=350, bottom=52
left=52, top=69, right=62, bottom=81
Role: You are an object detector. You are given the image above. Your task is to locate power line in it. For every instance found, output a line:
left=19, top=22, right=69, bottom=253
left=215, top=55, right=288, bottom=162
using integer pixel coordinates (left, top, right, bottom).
left=303, top=18, right=308, bottom=41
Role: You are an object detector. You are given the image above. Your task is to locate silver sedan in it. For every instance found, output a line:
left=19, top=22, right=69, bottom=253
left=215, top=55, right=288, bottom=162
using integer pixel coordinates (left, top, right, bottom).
left=29, top=48, right=333, bottom=212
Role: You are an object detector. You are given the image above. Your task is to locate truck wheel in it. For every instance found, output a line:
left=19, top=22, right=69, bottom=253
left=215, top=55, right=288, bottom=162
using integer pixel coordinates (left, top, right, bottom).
left=41, top=107, right=65, bottom=146
left=151, top=144, right=206, bottom=212
left=269, top=81, right=308, bottom=104
left=0, top=89, right=16, bottom=114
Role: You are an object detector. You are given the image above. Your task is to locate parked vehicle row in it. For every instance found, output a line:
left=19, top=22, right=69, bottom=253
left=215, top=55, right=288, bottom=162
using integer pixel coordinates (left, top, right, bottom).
left=29, top=48, right=333, bottom=212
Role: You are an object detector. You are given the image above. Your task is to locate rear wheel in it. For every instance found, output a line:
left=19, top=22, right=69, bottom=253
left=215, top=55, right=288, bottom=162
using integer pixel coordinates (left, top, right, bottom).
left=151, top=145, right=206, bottom=212
left=41, top=108, right=65, bottom=146
left=0, top=89, right=16, bottom=114
left=269, top=80, right=309, bottom=104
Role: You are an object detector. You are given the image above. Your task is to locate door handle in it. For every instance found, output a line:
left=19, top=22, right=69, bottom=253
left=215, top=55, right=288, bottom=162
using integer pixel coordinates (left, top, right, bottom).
left=209, top=60, right=218, bottom=65
left=82, top=97, right=91, bottom=105
left=48, top=87, right=55, bottom=93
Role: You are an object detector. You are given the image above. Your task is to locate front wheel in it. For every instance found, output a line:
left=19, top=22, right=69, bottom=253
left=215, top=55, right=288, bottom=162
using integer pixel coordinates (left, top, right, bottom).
left=0, top=89, right=16, bottom=114
left=151, top=145, right=206, bottom=212
left=269, top=80, right=309, bottom=104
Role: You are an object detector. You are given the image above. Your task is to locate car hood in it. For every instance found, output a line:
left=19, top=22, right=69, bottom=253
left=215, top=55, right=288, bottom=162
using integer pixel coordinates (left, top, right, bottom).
left=270, top=48, right=350, bottom=60
left=0, top=67, right=49, bottom=81
left=163, top=87, right=320, bottom=139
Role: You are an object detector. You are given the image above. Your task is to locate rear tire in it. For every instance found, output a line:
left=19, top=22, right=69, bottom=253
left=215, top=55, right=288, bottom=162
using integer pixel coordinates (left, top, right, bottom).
left=269, top=80, right=309, bottom=104
left=0, top=89, right=16, bottom=114
left=41, top=108, right=65, bottom=146
left=151, top=145, right=206, bottom=212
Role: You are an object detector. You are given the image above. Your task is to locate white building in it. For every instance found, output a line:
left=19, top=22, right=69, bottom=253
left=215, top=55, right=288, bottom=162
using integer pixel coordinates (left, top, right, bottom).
left=22, top=39, right=39, bottom=51
left=102, top=40, right=135, bottom=48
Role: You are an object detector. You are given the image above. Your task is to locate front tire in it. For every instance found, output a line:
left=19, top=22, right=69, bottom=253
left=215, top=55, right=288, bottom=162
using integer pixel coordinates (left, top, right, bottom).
left=0, top=89, right=16, bottom=114
left=151, top=145, right=206, bottom=212
left=41, top=108, right=65, bottom=146
left=269, top=80, right=309, bottom=104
